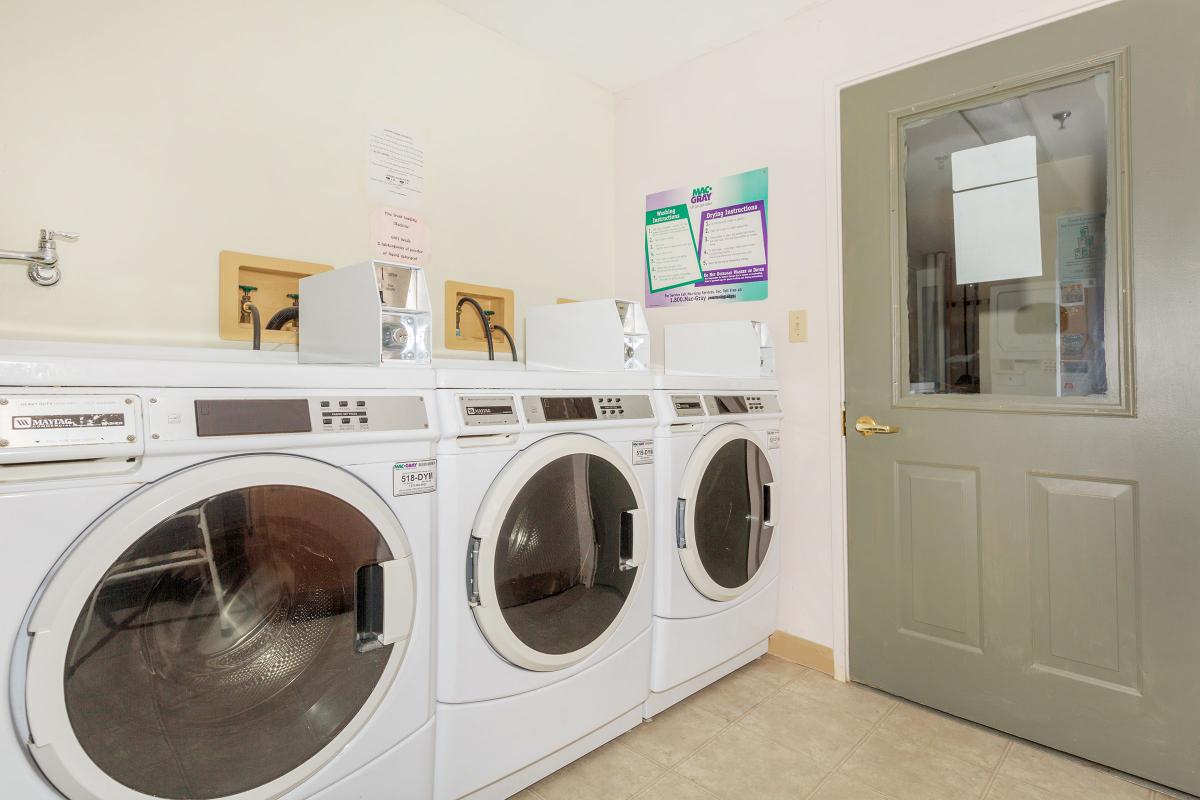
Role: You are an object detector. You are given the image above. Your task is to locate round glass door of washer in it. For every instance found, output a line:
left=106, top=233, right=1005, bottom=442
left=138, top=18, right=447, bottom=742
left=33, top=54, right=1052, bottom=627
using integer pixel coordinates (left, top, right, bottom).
left=678, top=426, right=776, bottom=602
left=468, top=434, right=649, bottom=672
left=23, top=455, right=415, bottom=800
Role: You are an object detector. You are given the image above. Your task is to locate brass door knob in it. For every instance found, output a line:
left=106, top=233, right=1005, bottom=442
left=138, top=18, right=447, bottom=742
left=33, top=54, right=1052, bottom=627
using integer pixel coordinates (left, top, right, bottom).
left=855, top=416, right=900, bottom=436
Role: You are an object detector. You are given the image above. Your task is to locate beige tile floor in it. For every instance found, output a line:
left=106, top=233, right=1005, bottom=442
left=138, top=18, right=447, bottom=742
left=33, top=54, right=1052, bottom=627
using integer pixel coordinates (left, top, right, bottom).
left=511, top=655, right=1194, bottom=800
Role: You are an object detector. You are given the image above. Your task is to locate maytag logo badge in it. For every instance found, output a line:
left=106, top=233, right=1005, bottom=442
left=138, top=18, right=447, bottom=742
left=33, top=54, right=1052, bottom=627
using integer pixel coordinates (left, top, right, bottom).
left=11, top=413, right=124, bottom=429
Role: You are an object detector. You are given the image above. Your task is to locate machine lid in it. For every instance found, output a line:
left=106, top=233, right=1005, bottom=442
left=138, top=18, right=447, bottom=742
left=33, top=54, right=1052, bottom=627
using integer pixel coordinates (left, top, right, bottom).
left=0, top=344, right=438, bottom=389
left=677, top=425, right=777, bottom=602
left=434, top=366, right=654, bottom=391
left=24, top=454, right=415, bottom=800
left=469, top=434, right=648, bottom=672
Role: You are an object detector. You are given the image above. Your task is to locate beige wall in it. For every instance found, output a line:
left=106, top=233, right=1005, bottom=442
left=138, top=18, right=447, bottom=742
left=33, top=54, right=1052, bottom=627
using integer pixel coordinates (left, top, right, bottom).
left=612, top=0, right=1114, bottom=658
left=0, top=0, right=614, bottom=354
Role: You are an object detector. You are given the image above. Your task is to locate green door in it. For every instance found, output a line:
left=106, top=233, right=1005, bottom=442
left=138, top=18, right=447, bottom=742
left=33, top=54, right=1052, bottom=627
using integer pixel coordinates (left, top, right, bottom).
left=842, top=0, right=1200, bottom=793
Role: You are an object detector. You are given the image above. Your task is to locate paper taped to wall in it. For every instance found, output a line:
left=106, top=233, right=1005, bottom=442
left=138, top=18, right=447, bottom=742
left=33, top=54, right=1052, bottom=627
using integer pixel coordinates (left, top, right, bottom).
left=367, top=124, right=426, bottom=209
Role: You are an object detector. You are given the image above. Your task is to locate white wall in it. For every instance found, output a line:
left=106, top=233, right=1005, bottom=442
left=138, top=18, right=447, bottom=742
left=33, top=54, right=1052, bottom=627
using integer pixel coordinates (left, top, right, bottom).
left=612, top=0, right=1113, bottom=668
left=0, top=0, right=614, bottom=354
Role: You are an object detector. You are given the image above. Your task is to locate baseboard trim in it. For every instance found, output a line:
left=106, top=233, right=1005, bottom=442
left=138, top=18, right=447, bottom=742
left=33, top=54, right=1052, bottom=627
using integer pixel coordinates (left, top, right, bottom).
left=768, top=630, right=835, bottom=677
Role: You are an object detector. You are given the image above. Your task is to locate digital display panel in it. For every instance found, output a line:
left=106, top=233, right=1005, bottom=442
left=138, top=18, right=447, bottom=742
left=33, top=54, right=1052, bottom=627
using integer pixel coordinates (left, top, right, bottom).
left=195, top=399, right=312, bottom=437
left=714, top=395, right=749, bottom=415
left=674, top=401, right=703, bottom=411
left=541, top=397, right=598, bottom=421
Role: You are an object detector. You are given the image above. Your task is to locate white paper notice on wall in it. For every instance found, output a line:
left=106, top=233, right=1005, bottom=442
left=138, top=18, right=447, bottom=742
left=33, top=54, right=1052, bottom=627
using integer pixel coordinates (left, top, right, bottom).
left=951, top=136, right=1043, bottom=286
left=371, top=207, right=430, bottom=266
left=632, top=440, right=655, bottom=465
left=367, top=124, right=426, bottom=209
left=393, top=458, right=437, bottom=496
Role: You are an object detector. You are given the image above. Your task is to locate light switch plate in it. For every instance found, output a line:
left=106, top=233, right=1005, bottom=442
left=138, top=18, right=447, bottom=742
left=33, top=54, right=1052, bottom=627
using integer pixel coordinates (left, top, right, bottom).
left=789, top=309, right=808, bottom=343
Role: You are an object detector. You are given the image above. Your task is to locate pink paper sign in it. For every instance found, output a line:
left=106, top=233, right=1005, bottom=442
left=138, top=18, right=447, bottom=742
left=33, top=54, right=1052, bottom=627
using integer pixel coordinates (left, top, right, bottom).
left=371, top=207, right=430, bottom=265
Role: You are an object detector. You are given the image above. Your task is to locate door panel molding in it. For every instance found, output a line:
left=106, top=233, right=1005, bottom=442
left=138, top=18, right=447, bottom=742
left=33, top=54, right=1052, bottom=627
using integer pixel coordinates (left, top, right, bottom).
left=895, top=462, right=983, bottom=653
left=1028, top=473, right=1140, bottom=694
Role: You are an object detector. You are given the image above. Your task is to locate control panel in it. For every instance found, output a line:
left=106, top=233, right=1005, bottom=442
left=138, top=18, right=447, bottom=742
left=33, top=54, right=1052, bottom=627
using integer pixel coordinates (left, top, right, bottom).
left=312, top=396, right=426, bottom=433
left=459, top=395, right=520, bottom=427
left=521, top=394, right=654, bottom=424
left=193, top=395, right=427, bottom=436
left=701, top=393, right=782, bottom=416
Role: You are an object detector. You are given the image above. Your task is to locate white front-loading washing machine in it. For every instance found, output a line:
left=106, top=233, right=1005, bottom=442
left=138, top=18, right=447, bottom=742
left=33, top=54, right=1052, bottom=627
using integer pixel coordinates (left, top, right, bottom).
left=432, top=368, right=655, bottom=800
left=644, top=373, right=783, bottom=718
left=0, top=347, right=438, bottom=800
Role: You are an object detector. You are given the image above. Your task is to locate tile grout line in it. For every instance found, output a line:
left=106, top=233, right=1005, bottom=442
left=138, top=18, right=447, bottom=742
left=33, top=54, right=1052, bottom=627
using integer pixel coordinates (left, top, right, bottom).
left=666, top=677, right=796, bottom=797
left=976, top=740, right=1015, bottom=799
left=530, top=663, right=808, bottom=800
left=627, top=768, right=673, bottom=799
left=610, top=737, right=670, bottom=798
left=875, top=697, right=1025, bottom=786
left=627, top=670, right=796, bottom=799
left=658, top=673, right=802, bottom=791
left=801, top=695, right=902, bottom=799
left=631, top=767, right=720, bottom=800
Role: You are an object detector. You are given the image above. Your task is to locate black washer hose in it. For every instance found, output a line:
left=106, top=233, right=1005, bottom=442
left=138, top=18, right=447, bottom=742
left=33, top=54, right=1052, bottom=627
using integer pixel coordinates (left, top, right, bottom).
left=244, top=302, right=261, bottom=350
left=491, top=323, right=518, bottom=362
left=266, top=305, right=299, bottom=331
left=455, top=296, right=495, bottom=360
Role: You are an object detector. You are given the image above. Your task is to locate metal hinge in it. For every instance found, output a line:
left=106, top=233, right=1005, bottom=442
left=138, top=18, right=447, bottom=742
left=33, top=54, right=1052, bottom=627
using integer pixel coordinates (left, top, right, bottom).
left=841, top=405, right=847, bottom=437
left=466, top=536, right=481, bottom=606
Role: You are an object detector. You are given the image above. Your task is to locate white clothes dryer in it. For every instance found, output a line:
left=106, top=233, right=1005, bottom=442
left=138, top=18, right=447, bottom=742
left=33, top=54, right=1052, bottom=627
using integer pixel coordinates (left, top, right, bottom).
left=0, top=348, right=438, bottom=800
left=432, top=368, right=655, bottom=800
left=644, top=374, right=783, bottom=718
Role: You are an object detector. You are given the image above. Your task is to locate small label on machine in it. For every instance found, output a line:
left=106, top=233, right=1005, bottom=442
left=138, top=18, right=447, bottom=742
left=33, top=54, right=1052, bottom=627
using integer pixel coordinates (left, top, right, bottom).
left=393, top=458, right=437, bottom=496
left=632, top=440, right=655, bottom=465
left=767, top=429, right=781, bottom=449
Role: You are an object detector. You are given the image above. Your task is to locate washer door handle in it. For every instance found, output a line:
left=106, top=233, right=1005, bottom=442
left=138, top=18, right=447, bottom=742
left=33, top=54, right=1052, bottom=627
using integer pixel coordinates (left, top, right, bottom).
left=355, top=557, right=414, bottom=650
left=619, top=508, right=648, bottom=570
left=380, top=557, right=415, bottom=645
left=762, top=481, right=775, bottom=527
left=675, top=497, right=688, bottom=549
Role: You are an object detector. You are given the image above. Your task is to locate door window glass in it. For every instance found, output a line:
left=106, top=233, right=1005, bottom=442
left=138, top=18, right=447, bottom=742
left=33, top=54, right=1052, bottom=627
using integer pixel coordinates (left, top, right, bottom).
left=63, top=485, right=393, bottom=799
left=694, top=438, right=774, bottom=589
left=899, top=67, right=1127, bottom=409
left=492, top=453, right=637, bottom=656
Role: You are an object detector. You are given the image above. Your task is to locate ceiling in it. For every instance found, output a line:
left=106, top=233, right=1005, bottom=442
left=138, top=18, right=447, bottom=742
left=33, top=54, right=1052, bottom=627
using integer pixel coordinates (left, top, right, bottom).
left=437, top=0, right=824, bottom=91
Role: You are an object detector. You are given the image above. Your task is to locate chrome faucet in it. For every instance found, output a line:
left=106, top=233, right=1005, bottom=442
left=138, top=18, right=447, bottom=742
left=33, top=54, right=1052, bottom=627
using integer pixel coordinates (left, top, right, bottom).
left=0, top=229, right=79, bottom=286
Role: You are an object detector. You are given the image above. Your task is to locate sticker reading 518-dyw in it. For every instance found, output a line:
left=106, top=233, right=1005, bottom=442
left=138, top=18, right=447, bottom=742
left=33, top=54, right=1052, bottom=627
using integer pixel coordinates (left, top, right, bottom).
left=393, top=459, right=437, bottom=496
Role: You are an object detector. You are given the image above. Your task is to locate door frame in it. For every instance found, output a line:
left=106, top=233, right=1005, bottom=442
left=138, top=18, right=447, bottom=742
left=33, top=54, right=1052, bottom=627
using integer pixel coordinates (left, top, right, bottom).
left=820, top=0, right=1122, bottom=681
